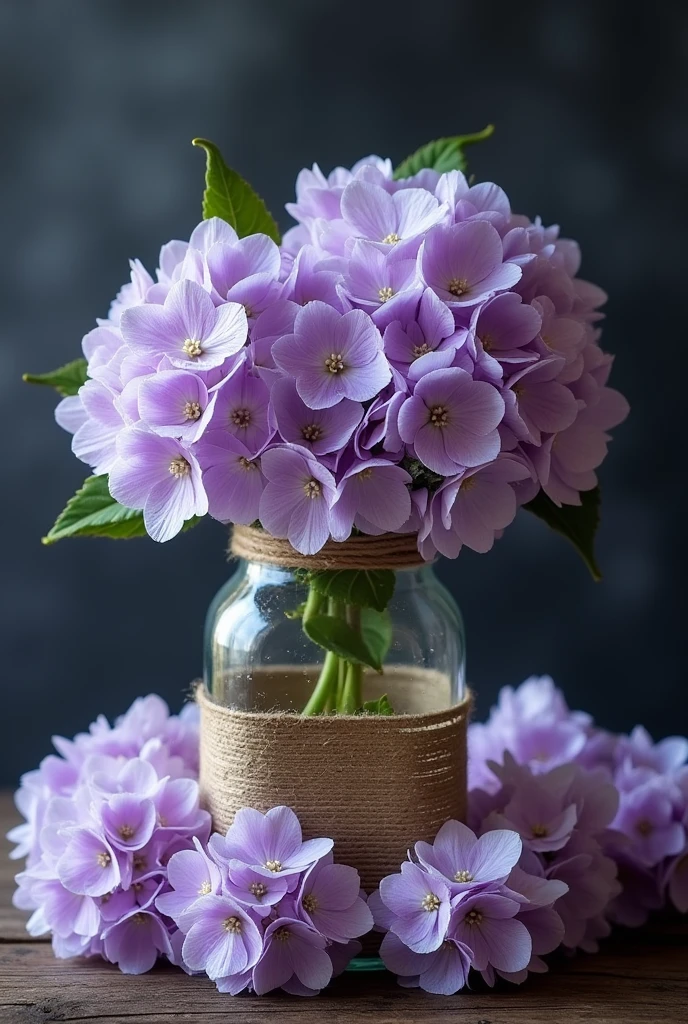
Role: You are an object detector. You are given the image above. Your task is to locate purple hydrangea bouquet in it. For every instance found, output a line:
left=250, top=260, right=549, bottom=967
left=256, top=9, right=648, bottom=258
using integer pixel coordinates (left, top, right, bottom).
left=26, top=128, right=628, bottom=718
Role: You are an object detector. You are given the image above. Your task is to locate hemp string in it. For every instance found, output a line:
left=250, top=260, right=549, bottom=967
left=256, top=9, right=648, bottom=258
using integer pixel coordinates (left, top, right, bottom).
left=230, top=524, right=427, bottom=571
left=200, top=526, right=470, bottom=893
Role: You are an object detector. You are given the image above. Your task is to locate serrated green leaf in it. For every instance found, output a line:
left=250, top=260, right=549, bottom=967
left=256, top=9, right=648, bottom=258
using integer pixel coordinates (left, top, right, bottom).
left=524, top=486, right=602, bottom=581
left=192, top=138, right=280, bottom=243
left=43, top=475, right=201, bottom=544
left=23, top=358, right=88, bottom=398
left=303, top=614, right=383, bottom=672
left=360, top=607, right=392, bottom=666
left=307, top=569, right=396, bottom=612
left=360, top=694, right=395, bottom=716
left=393, top=125, right=495, bottom=180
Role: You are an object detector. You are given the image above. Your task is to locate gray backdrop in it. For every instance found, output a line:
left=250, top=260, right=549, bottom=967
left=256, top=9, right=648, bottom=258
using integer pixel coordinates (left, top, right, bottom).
left=2, top=0, right=685, bottom=784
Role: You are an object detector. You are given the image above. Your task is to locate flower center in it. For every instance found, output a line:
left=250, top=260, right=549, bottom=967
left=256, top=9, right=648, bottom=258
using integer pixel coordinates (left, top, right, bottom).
left=448, top=278, right=470, bottom=297
left=412, top=343, right=431, bottom=358
left=325, top=352, right=344, bottom=374
left=378, top=286, right=395, bottom=302
left=239, top=456, right=257, bottom=471
left=132, top=881, right=143, bottom=893
left=223, top=916, right=242, bottom=934
left=232, top=407, right=251, bottom=427
left=302, top=424, right=323, bottom=442
left=264, top=859, right=282, bottom=873
left=169, top=457, right=190, bottom=478
left=303, top=479, right=321, bottom=500
left=133, top=855, right=147, bottom=871
left=249, top=881, right=268, bottom=898
left=182, top=338, right=203, bottom=358
left=96, top=852, right=111, bottom=868
left=302, top=893, right=319, bottom=913
left=198, top=880, right=212, bottom=896
left=118, top=824, right=135, bottom=840
left=358, top=467, right=373, bottom=480
left=274, top=927, right=291, bottom=943
left=531, top=823, right=549, bottom=838
left=429, top=405, right=449, bottom=428
left=636, top=819, right=654, bottom=837
left=243, top=304, right=254, bottom=319
left=183, top=400, right=202, bottom=421
left=460, top=476, right=476, bottom=493
left=480, top=333, right=493, bottom=352
left=454, top=869, right=474, bottom=882
left=421, top=893, right=441, bottom=912
left=464, top=909, right=483, bottom=925
left=131, top=913, right=148, bottom=926
left=382, top=232, right=401, bottom=245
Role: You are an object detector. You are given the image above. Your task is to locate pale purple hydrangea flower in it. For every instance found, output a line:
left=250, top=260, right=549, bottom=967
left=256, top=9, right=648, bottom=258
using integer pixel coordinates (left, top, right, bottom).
left=108, top=428, right=208, bottom=543
left=53, top=159, right=627, bottom=550
left=259, top=445, right=337, bottom=555
left=398, top=368, right=504, bottom=475
left=329, top=459, right=412, bottom=541
left=467, top=677, right=687, bottom=946
left=160, top=805, right=371, bottom=995
left=121, top=280, right=247, bottom=371
left=10, top=695, right=208, bottom=974
left=373, top=818, right=566, bottom=994
left=195, top=432, right=266, bottom=525
left=272, top=301, right=391, bottom=409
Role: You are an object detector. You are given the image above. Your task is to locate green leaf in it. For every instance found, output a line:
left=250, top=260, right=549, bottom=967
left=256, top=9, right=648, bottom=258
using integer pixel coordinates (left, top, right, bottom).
left=360, top=694, right=395, bottom=716
left=307, top=569, right=396, bottom=612
left=23, top=358, right=88, bottom=398
left=192, top=138, right=280, bottom=243
left=43, top=476, right=201, bottom=544
left=393, top=125, right=495, bottom=180
left=524, top=486, right=602, bottom=581
left=303, top=615, right=383, bottom=672
left=360, top=607, right=392, bottom=667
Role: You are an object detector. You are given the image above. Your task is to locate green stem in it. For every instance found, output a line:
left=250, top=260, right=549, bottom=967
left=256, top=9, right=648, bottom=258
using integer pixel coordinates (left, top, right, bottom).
left=302, top=649, right=341, bottom=715
left=340, top=660, right=363, bottom=714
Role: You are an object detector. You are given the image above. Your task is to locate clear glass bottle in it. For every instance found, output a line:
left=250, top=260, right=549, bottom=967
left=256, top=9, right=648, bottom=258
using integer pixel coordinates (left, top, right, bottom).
left=204, top=559, right=465, bottom=715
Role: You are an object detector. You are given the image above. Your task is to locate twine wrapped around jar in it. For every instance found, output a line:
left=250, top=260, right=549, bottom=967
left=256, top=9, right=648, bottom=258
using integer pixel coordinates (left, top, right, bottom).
left=198, top=526, right=470, bottom=893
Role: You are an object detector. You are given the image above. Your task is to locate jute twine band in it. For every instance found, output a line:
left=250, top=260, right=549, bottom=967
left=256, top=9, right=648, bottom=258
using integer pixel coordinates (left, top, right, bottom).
left=230, top=524, right=426, bottom=570
left=197, top=678, right=470, bottom=894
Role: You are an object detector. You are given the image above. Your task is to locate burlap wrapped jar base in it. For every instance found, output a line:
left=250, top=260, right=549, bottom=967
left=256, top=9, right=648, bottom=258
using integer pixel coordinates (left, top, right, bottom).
left=197, top=668, right=470, bottom=894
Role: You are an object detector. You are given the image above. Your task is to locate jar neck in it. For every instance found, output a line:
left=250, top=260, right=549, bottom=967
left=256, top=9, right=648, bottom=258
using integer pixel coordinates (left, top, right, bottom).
left=233, top=558, right=438, bottom=588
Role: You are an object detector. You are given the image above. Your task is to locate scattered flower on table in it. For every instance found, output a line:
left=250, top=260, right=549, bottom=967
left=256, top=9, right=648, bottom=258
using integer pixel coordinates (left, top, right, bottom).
left=9, top=680, right=687, bottom=993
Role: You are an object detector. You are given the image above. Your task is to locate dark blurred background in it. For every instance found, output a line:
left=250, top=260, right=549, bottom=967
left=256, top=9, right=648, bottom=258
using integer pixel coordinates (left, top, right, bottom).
left=2, top=0, right=685, bottom=784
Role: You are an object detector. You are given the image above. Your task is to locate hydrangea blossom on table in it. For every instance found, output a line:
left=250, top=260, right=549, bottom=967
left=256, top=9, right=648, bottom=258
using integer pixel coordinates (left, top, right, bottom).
left=9, top=695, right=207, bottom=973
left=35, top=134, right=628, bottom=558
left=160, top=805, right=373, bottom=995
left=468, top=676, right=688, bottom=937
left=370, top=820, right=567, bottom=993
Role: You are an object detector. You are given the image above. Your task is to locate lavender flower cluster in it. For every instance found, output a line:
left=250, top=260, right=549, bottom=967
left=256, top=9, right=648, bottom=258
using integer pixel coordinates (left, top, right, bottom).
left=468, top=677, right=688, bottom=934
left=57, top=156, right=628, bottom=553
left=159, top=805, right=373, bottom=995
left=370, top=820, right=568, bottom=993
left=10, top=696, right=207, bottom=972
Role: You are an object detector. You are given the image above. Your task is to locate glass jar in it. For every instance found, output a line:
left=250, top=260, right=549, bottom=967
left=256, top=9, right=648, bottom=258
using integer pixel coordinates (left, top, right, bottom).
left=204, top=558, right=466, bottom=715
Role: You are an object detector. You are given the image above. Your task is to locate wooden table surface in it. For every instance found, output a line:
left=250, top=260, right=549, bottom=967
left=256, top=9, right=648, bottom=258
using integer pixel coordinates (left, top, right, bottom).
left=0, top=790, right=686, bottom=1023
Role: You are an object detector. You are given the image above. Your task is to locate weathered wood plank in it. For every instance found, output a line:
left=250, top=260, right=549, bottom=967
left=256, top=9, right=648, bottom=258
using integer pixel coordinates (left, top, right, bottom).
left=1, top=788, right=686, bottom=1022
left=0, top=938, right=686, bottom=1023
